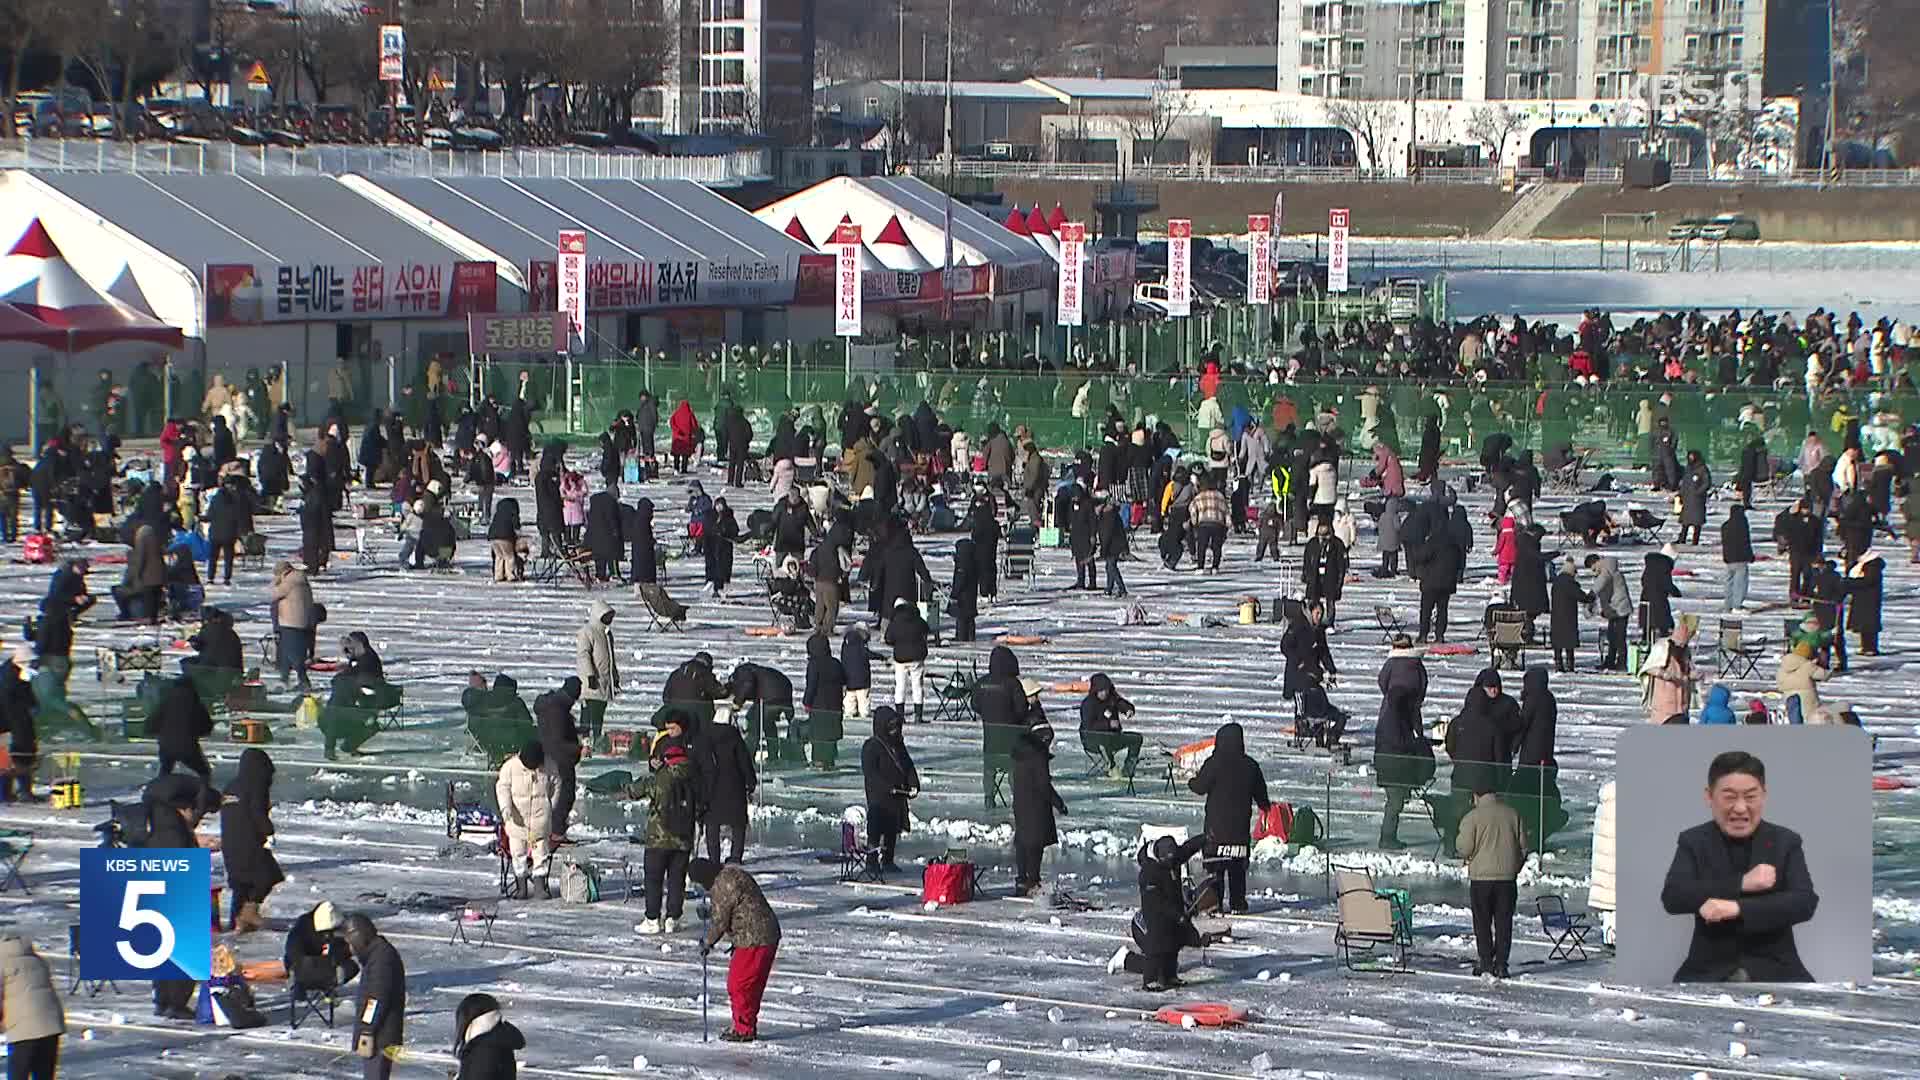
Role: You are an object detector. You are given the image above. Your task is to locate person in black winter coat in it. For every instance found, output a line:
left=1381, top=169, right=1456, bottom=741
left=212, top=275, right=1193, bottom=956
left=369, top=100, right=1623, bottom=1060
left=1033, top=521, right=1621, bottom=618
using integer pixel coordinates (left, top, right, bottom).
left=1416, top=413, right=1442, bottom=481
left=143, top=772, right=213, bottom=1018
left=205, top=475, right=254, bottom=585
left=700, top=716, right=756, bottom=864
left=840, top=626, right=875, bottom=720
left=770, top=490, right=811, bottom=561
left=1097, top=497, right=1130, bottom=597
left=663, top=651, right=728, bottom=724
left=343, top=914, right=406, bottom=1080
left=220, top=747, right=283, bottom=932
left=1187, top=721, right=1271, bottom=913
left=1301, top=519, right=1347, bottom=623
left=1417, top=532, right=1464, bottom=642
left=1078, top=673, right=1141, bottom=776
left=151, top=666, right=214, bottom=783
left=861, top=705, right=919, bottom=872
left=729, top=662, right=794, bottom=760
left=1069, top=490, right=1099, bottom=591
left=1736, top=435, right=1768, bottom=507
left=1513, top=667, right=1561, bottom=835
left=970, top=501, right=1001, bottom=601
left=1722, top=503, right=1755, bottom=612
left=1449, top=668, right=1524, bottom=804
left=1280, top=601, right=1336, bottom=698
left=534, top=441, right=566, bottom=555
left=1375, top=641, right=1434, bottom=849
left=284, top=901, right=358, bottom=992
left=0, top=657, right=39, bottom=801
left=971, top=645, right=1033, bottom=729
left=585, top=489, right=623, bottom=581
left=298, top=475, right=334, bottom=574
left=534, top=679, right=582, bottom=840
left=948, top=537, right=981, bottom=641
left=870, top=521, right=934, bottom=630
left=1124, top=833, right=1212, bottom=990
left=1643, top=546, right=1682, bottom=640
left=884, top=598, right=931, bottom=723
left=1847, top=551, right=1885, bottom=655
left=1509, top=526, right=1550, bottom=619
left=802, top=634, right=847, bottom=768
left=1009, top=719, right=1067, bottom=895
left=705, top=498, right=742, bottom=596
left=1548, top=557, right=1590, bottom=672
left=452, top=992, right=525, bottom=1080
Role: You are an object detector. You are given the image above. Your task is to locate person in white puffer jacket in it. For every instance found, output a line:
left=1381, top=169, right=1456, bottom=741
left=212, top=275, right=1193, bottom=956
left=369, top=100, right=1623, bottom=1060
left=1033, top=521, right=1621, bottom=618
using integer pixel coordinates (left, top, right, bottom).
left=495, top=741, right=556, bottom=900
left=1590, top=779, right=1618, bottom=945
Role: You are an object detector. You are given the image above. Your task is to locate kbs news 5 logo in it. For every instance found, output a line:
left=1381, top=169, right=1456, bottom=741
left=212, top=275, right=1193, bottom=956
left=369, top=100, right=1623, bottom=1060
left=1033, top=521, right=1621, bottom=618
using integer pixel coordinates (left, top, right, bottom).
left=79, top=850, right=212, bottom=981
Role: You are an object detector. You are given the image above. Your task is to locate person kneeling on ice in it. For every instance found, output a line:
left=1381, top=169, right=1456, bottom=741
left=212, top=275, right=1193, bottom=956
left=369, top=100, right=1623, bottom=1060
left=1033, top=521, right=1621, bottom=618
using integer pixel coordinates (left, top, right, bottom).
left=495, top=740, right=556, bottom=899
left=1109, top=835, right=1220, bottom=992
left=690, top=858, right=782, bottom=1043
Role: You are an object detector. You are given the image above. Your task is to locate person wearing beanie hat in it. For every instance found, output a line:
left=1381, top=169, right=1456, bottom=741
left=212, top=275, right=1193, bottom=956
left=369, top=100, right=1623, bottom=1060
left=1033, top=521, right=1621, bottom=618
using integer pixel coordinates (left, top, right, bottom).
left=495, top=740, right=556, bottom=899
left=1777, top=639, right=1830, bottom=723
left=1642, top=545, right=1681, bottom=641
left=640, top=712, right=698, bottom=934
left=689, top=857, right=782, bottom=1042
left=284, top=899, right=359, bottom=997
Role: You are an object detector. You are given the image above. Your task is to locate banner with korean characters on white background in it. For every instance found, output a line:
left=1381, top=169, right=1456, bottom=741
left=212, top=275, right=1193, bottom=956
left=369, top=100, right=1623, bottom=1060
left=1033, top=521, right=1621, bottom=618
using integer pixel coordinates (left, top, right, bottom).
left=557, top=229, right=587, bottom=354
left=834, top=223, right=862, bottom=337
left=1328, top=208, right=1351, bottom=293
left=1166, top=218, right=1192, bottom=318
left=1056, top=222, right=1085, bottom=327
left=1246, top=214, right=1272, bottom=304
left=379, top=24, right=405, bottom=82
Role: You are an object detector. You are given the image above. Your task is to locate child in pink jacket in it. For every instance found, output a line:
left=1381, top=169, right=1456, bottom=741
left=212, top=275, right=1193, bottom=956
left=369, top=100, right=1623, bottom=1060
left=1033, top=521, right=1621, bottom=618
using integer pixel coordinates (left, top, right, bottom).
left=1493, top=515, right=1518, bottom=583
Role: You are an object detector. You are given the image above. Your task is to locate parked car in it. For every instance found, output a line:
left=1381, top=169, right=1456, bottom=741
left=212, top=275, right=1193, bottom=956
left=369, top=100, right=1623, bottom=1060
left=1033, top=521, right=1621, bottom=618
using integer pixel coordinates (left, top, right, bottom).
left=1700, top=213, right=1761, bottom=241
left=1666, top=216, right=1709, bottom=241
left=1132, top=281, right=1170, bottom=315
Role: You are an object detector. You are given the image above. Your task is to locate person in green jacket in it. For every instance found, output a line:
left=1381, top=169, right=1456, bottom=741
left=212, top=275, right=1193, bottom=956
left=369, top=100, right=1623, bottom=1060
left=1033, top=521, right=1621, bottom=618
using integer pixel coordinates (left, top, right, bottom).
left=639, top=711, right=699, bottom=935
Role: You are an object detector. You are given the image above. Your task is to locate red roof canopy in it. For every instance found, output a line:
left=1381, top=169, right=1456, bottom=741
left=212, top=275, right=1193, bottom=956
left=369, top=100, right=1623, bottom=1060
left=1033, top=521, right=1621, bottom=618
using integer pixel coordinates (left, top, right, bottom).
left=0, top=220, right=184, bottom=351
left=1003, top=206, right=1031, bottom=236
left=1047, top=204, right=1068, bottom=232
left=0, top=303, right=63, bottom=349
left=873, top=215, right=914, bottom=247
left=783, top=215, right=816, bottom=248
left=1024, top=206, right=1055, bottom=238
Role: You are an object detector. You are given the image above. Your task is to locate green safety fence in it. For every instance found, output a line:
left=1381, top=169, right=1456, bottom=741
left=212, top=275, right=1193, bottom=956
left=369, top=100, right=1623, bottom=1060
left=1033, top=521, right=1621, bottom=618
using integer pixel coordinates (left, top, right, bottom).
left=478, top=354, right=1903, bottom=475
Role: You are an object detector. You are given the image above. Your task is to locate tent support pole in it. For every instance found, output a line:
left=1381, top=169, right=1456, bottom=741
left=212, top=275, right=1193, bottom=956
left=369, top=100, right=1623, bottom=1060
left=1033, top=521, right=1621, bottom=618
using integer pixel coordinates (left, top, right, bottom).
left=28, top=361, right=39, bottom=451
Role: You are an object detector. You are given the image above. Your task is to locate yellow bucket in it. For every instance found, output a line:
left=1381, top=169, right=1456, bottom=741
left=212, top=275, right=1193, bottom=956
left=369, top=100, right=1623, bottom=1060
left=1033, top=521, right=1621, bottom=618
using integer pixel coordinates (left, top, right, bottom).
left=50, top=778, right=82, bottom=810
left=1238, top=598, right=1260, bottom=625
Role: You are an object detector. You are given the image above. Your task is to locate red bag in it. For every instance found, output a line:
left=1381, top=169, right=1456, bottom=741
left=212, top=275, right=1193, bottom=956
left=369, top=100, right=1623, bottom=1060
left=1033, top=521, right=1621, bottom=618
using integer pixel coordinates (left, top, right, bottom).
left=1129, top=502, right=1146, bottom=527
left=1251, top=803, right=1295, bottom=843
left=921, top=861, right=973, bottom=905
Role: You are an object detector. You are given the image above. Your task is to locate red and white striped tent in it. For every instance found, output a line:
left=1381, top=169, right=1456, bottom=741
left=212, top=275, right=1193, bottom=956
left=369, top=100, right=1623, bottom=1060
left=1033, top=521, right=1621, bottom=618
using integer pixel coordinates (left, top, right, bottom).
left=0, top=219, right=183, bottom=351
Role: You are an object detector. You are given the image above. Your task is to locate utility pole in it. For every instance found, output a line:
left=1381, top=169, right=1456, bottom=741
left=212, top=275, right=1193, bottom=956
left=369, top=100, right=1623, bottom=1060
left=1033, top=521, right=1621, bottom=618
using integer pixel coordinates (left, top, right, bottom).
left=1824, top=0, right=1839, bottom=182
left=941, top=0, right=954, bottom=332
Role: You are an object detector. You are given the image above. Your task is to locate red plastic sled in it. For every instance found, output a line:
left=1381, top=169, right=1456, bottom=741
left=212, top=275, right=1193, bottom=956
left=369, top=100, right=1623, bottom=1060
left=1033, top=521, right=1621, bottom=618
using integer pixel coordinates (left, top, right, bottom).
left=1154, top=1002, right=1248, bottom=1028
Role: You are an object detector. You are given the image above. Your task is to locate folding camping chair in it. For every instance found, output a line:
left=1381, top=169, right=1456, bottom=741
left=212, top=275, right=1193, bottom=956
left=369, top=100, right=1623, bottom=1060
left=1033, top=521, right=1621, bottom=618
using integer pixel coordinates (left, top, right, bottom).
left=289, top=978, right=339, bottom=1029
left=1374, top=605, right=1406, bottom=645
left=1488, top=608, right=1532, bottom=671
left=838, top=815, right=883, bottom=884
left=1534, top=895, right=1595, bottom=963
left=67, top=924, right=116, bottom=997
left=0, top=829, right=31, bottom=894
left=1002, top=524, right=1037, bottom=587
left=639, top=586, right=688, bottom=632
left=1712, top=619, right=1766, bottom=680
left=930, top=660, right=979, bottom=724
left=1332, top=865, right=1412, bottom=973
left=1626, top=508, right=1666, bottom=545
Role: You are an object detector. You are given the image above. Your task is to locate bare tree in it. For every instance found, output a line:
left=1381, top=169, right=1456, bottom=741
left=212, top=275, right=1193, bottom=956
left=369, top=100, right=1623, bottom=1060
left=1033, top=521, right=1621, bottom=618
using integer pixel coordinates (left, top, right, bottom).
left=1119, top=73, right=1190, bottom=169
left=567, top=4, right=669, bottom=133
left=1464, top=103, right=1527, bottom=166
left=2, top=0, right=87, bottom=138
left=297, top=10, right=379, bottom=107
left=1673, top=70, right=1765, bottom=172
left=1325, top=97, right=1396, bottom=173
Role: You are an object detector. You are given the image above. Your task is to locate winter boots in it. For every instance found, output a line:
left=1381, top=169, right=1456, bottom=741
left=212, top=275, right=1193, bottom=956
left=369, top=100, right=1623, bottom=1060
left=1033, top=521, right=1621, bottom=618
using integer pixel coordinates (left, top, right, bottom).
left=233, top=900, right=265, bottom=933
left=913, top=704, right=924, bottom=725
left=531, top=875, right=553, bottom=900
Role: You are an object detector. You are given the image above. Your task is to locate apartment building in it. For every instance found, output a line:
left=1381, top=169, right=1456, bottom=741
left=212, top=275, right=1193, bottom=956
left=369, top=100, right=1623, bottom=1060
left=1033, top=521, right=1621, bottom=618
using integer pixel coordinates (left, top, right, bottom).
left=1274, top=0, right=1765, bottom=102
left=637, top=0, right=817, bottom=140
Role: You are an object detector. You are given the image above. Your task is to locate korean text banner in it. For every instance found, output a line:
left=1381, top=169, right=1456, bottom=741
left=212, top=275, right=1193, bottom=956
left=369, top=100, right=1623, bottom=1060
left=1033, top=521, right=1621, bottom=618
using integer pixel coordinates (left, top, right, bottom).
left=525, top=257, right=794, bottom=312
left=204, top=261, right=498, bottom=326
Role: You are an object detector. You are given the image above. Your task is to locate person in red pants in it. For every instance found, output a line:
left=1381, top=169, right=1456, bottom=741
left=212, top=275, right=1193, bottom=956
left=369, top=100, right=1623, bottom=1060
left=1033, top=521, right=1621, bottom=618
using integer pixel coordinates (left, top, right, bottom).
left=689, top=858, right=781, bottom=1042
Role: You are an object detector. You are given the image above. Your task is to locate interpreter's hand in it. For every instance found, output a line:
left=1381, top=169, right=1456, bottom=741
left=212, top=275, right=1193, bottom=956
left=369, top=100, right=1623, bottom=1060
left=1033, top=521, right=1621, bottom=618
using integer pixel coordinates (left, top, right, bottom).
left=1699, top=898, right=1742, bottom=923
left=1741, top=863, right=1777, bottom=894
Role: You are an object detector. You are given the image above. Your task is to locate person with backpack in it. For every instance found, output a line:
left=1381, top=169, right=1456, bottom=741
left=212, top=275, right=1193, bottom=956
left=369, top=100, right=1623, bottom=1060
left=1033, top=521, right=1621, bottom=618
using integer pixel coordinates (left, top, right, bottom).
left=884, top=597, right=930, bottom=724
left=640, top=711, right=700, bottom=934
left=452, top=992, right=525, bottom=1080
left=1186, top=721, right=1271, bottom=914
left=219, top=748, right=283, bottom=932
left=690, top=857, right=782, bottom=1042
left=495, top=740, right=555, bottom=900
left=0, top=934, right=65, bottom=1079
left=1642, top=621, right=1699, bottom=724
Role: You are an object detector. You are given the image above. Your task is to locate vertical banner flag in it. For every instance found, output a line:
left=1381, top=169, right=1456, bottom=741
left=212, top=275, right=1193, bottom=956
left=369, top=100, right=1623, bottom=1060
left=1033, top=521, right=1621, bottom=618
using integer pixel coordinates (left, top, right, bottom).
left=1057, top=222, right=1086, bottom=327
left=834, top=223, right=863, bottom=337
left=1166, top=218, right=1193, bottom=318
left=557, top=229, right=587, bottom=354
left=1272, top=190, right=1285, bottom=281
left=379, top=24, right=405, bottom=83
left=1247, top=214, right=1272, bottom=304
left=1327, top=208, right=1351, bottom=293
